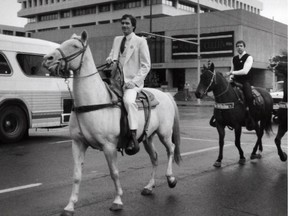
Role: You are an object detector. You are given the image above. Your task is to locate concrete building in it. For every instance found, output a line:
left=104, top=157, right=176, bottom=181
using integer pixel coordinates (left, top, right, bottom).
left=18, top=0, right=263, bottom=33
left=17, top=0, right=287, bottom=92
left=0, top=24, right=27, bottom=37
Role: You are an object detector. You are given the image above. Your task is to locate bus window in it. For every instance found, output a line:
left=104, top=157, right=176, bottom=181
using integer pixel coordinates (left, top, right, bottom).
left=0, top=53, right=12, bottom=75
left=16, top=53, right=51, bottom=76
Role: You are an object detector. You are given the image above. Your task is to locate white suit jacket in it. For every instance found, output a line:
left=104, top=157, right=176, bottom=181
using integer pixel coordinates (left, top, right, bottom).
left=108, top=33, right=151, bottom=88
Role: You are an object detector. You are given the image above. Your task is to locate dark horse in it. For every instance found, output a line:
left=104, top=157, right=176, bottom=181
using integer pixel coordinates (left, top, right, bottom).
left=195, top=69, right=273, bottom=167
left=270, top=54, right=287, bottom=161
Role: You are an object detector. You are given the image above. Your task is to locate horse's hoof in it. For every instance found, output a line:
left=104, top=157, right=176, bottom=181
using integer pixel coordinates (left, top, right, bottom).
left=280, top=152, right=287, bottom=162
left=125, top=146, right=140, bottom=156
left=109, top=203, right=123, bottom=211
left=60, top=210, right=74, bottom=216
left=167, top=177, right=177, bottom=188
left=213, top=161, right=221, bottom=167
left=250, top=154, right=261, bottom=160
left=141, top=188, right=153, bottom=196
left=238, top=158, right=246, bottom=165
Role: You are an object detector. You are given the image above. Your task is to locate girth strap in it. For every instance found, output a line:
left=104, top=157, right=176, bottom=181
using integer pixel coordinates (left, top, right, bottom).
left=72, top=102, right=120, bottom=113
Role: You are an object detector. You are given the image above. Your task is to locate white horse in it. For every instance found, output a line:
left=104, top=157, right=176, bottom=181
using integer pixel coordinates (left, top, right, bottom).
left=43, top=30, right=181, bottom=215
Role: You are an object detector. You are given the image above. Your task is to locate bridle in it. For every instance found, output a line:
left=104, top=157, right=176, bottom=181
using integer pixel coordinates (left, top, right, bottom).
left=203, top=70, right=230, bottom=98
left=54, top=37, right=99, bottom=78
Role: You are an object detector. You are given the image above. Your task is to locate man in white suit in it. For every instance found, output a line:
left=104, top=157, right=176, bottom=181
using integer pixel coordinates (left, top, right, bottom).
left=106, top=14, right=151, bottom=155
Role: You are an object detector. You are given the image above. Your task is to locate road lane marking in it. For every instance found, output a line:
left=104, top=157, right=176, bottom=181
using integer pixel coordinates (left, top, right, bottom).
left=0, top=183, right=42, bottom=194
left=181, top=144, right=234, bottom=156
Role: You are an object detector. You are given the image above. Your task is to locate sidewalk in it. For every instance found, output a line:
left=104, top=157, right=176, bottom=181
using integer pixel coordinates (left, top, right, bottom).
left=173, top=90, right=214, bottom=107
left=176, top=99, right=214, bottom=107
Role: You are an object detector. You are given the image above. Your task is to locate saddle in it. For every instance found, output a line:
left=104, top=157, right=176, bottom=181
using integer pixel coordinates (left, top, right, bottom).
left=231, top=81, right=264, bottom=108
left=103, top=77, right=159, bottom=154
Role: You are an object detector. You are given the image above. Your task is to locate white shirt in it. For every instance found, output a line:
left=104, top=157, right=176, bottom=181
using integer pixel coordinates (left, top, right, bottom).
left=230, top=51, right=253, bottom=75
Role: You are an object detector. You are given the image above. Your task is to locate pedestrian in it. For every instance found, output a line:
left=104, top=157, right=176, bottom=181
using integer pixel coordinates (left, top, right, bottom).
left=184, top=82, right=190, bottom=101
left=226, top=40, right=255, bottom=130
left=106, top=14, right=151, bottom=154
left=207, top=60, right=215, bottom=71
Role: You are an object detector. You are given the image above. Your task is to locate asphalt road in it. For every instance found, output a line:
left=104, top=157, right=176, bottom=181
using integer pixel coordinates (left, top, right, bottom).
left=0, top=106, right=286, bottom=216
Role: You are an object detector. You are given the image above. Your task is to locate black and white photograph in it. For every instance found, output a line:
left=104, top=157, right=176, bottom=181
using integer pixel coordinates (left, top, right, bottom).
left=0, top=0, right=287, bottom=215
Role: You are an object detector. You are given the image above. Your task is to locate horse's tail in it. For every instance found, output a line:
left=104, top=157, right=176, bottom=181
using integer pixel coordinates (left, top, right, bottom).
left=167, top=93, right=182, bottom=165
left=259, top=88, right=273, bottom=136
left=263, top=104, right=273, bottom=136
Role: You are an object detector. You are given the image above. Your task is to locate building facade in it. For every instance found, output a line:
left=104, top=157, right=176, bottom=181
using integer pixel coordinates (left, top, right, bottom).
left=0, top=25, right=27, bottom=37
left=18, top=0, right=263, bottom=33
left=17, top=0, right=287, bottom=92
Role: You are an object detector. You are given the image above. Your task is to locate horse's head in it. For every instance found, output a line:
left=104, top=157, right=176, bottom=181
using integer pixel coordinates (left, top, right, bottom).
left=269, top=54, right=287, bottom=78
left=195, top=68, right=216, bottom=99
left=42, top=30, right=88, bottom=78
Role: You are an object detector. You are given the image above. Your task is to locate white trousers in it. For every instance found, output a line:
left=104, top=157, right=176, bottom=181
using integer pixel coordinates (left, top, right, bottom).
left=123, top=87, right=141, bottom=130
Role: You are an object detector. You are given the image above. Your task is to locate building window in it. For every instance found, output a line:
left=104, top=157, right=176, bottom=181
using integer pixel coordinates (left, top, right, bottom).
left=16, top=54, right=51, bottom=77
left=34, top=0, right=37, bottom=7
left=38, top=27, right=58, bottom=32
left=39, top=13, right=58, bottom=21
left=23, top=1, right=27, bottom=8
left=99, top=4, right=110, bottom=12
left=146, top=32, right=165, bottom=64
left=60, top=10, right=70, bottom=18
left=72, top=23, right=96, bottom=28
left=99, top=20, right=111, bottom=24
left=178, top=2, right=195, bottom=12
left=0, top=54, right=12, bottom=75
left=72, top=6, right=96, bottom=17
left=113, top=1, right=141, bottom=10
left=60, top=26, right=70, bottom=29
left=16, top=32, right=26, bottom=37
left=2, top=30, right=13, bottom=35
left=28, top=17, right=36, bottom=23
left=28, top=0, right=32, bottom=7
left=39, top=0, right=42, bottom=5
left=144, top=0, right=162, bottom=6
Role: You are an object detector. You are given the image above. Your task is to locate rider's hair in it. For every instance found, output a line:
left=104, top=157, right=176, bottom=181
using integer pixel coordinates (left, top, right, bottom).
left=236, top=40, right=246, bottom=47
left=121, top=14, right=137, bottom=32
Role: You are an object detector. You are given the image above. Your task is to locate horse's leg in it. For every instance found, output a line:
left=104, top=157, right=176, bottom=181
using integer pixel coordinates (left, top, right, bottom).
left=158, top=133, right=177, bottom=188
left=141, top=136, right=158, bottom=195
left=251, top=122, right=263, bottom=159
left=234, top=125, right=246, bottom=165
left=214, top=124, right=225, bottom=167
left=102, top=142, right=123, bottom=211
left=62, top=140, right=88, bottom=216
left=275, top=125, right=288, bottom=162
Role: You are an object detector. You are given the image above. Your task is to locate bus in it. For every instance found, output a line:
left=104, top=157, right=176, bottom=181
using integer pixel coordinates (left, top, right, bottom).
left=0, top=34, right=72, bottom=143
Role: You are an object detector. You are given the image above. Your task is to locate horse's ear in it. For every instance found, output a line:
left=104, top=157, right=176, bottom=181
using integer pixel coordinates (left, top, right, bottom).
left=81, top=30, right=88, bottom=42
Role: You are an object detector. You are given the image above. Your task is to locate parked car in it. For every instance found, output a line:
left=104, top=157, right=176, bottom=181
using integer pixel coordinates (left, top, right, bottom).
left=270, top=81, right=284, bottom=122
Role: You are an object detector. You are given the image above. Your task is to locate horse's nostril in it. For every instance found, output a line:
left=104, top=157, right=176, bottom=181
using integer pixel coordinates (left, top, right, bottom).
left=47, top=56, right=54, bottom=61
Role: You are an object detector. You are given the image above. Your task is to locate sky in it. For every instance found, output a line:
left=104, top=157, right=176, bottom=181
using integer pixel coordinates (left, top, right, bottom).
left=0, top=0, right=287, bottom=27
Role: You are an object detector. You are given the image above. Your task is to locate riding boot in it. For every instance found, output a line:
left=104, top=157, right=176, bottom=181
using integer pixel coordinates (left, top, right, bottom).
left=125, top=130, right=140, bottom=155
left=209, top=115, right=216, bottom=127
left=245, top=107, right=255, bottom=131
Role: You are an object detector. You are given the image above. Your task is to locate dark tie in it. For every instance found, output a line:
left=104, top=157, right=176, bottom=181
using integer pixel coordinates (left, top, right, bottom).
left=120, top=36, right=126, bottom=54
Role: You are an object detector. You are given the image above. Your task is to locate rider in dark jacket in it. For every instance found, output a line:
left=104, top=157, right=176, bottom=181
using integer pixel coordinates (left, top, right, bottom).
left=226, top=40, right=255, bottom=130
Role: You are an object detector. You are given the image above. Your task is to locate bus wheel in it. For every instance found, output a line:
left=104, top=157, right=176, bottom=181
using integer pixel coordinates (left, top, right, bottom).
left=0, top=106, right=28, bottom=143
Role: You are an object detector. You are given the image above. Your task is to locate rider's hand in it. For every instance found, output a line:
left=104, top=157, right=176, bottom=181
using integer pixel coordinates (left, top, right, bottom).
left=106, top=57, right=113, bottom=65
left=124, top=81, right=136, bottom=89
left=226, top=71, right=232, bottom=77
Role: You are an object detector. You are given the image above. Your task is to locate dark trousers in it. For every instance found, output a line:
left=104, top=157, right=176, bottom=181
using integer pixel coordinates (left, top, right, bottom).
left=241, top=81, right=253, bottom=108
